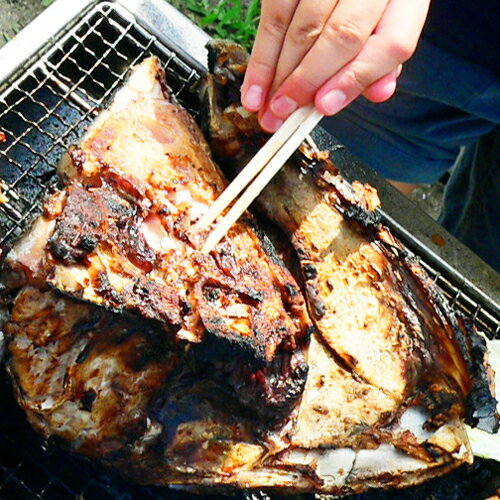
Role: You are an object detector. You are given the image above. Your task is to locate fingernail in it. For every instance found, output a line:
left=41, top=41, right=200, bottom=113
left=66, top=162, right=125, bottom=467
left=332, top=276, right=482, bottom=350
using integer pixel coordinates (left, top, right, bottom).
left=261, top=109, right=284, bottom=133
left=242, top=85, right=264, bottom=111
left=320, top=89, right=347, bottom=115
left=270, top=95, right=298, bottom=119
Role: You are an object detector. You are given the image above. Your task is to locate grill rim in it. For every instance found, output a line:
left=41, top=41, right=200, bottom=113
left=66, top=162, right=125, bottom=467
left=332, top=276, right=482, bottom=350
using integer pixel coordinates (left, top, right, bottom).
left=0, top=0, right=210, bottom=97
left=0, top=0, right=98, bottom=95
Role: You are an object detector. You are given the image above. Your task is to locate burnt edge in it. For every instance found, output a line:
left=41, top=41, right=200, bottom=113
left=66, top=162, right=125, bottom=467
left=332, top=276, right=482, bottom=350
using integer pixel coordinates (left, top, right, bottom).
left=200, top=38, right=499, bottom=434
left=314, top=151, right=499, bottom=432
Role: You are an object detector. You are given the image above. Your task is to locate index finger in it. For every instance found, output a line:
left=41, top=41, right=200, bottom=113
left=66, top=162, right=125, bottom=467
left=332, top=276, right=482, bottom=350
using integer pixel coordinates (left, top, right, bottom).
left=266, top=0, right=389, bottom=118
left=241, top=0, right=300, bottom=113
left=270, top=0, right=339, bottom=97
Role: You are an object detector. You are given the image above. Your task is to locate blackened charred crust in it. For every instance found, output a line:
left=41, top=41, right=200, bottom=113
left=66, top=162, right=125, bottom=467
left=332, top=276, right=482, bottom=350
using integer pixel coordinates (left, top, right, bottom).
left=251, top=222, right=289, bottom=269
left=414, top=385, right=464, bottom=430
left=207, top=349, right=309, bottom=424
left=200, top=319, right=269, bottom=364
left=48, top=184, right=107, bottom=264
left=80, top=390, right=97, bottom=412
left=199, top=38, right=499, bottom=435
left=305, top=283, right=326, bottom=320
left=282, top=282, right=297, bottom=297
left=94, top=272, right=123, bottom=304
left=313, top=162, right=383, bottom=235
left=460, top=317, right=499, bottom=432
left=343, top=204, right=381, bottom=230
left=303, top=263, right=318, bottom=280
left=377, top=239, right=499, bottom=431
left=37, top=108, right=312, bottom=366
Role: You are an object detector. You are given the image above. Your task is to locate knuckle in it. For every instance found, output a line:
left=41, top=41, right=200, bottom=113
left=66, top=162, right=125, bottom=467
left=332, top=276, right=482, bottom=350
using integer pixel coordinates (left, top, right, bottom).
left=289, top=22, right=323, bottom=46
left=343, top=67, right=370, bottom=93
left=289, top=68, right=318, bottom=96
left=325, top=20, right=365, bottom=52
left=388, top=39, right=415, bottom=62
left=251, top=59, right=275, bottom=75
left=261, top=15, right=289, bottom=39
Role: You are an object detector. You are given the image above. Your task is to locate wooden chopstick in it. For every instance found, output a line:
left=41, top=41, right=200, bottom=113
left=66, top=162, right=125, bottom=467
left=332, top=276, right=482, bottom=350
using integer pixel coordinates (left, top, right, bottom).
left=201, top=106, right=323, bottom=253
left=194, top=105, right=317, bottom=233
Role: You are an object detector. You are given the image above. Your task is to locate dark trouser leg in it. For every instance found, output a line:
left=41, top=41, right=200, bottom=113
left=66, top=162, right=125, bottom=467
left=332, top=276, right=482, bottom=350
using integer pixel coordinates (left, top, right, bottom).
left=439, top=126, right=500, bottom=271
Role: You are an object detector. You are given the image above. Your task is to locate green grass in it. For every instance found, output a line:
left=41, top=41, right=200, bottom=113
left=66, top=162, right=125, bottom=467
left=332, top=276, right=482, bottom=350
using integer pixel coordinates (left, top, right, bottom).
left=170, top=0, right=260, bottom=51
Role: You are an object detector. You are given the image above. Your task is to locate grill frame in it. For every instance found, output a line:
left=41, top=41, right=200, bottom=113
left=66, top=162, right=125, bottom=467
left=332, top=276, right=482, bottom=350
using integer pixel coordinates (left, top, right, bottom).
left=0, top=0, right=498, bottom=499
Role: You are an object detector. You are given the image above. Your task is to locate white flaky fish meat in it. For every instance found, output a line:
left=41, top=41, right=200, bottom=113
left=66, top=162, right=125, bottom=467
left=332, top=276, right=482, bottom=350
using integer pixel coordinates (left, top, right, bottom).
left=1, top=47, right=498, bottom=497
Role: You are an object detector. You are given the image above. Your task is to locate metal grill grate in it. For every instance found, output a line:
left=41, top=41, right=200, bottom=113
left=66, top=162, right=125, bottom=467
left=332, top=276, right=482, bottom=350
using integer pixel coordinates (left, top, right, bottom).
left=0, top=372, right=206, bottom=500
left=407, top=257, right=499, bottom=340
left=0, top=1, right=200, bottom=250
left=0, top=2, right=499, bottom=500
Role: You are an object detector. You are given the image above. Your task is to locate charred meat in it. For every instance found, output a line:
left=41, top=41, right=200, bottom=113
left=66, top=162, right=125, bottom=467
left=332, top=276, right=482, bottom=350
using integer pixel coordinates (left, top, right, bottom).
left=199, top=39, right=499, bottom=435
left=3, top=285, right=480, bottom=494
left=3, top=58, right=311, bottom=366
left=0, top=50, right=498, bottom=496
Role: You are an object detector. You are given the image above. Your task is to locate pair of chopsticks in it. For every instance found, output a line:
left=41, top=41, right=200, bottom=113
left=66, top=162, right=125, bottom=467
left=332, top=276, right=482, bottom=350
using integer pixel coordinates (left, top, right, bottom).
left=196, top=104, right=324, bottom=253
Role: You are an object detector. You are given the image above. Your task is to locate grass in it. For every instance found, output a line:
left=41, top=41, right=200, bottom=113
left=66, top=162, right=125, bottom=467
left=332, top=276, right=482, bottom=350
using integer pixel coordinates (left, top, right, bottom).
left=170, top=0, right=260, bottom=51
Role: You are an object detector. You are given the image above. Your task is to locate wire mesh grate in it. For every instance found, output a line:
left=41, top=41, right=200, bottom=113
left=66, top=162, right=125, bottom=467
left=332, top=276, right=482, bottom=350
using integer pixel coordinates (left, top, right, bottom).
left=0, top=1, right=200, bottom=250
left=418, top=259, right=499, bottom=339
left=0, top=2, right=499, bottom=500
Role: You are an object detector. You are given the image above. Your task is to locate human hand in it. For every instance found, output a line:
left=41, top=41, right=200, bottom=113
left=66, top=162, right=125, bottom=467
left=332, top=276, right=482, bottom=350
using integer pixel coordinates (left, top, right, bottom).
left=241, top=0, right=431, bottom=132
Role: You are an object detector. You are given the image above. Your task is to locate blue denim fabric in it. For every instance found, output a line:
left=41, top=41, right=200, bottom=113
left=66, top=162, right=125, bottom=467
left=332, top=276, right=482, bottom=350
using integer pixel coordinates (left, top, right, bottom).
left=322, top=40, right=500, bottom=184
left=321, top=40, right=500, bottom=271
left=438, top=128, right=500, bottom=271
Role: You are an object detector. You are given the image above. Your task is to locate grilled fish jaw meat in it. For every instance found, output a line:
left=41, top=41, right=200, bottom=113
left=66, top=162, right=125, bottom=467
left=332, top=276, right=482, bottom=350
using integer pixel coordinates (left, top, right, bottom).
left=3, top=57, right=311, bottom=366
left=1, top=52, right=498, bottom=496
left=256, top=160, right=499, bottom=437
left=3, top=287, right=474, bottom=495
left=199, top=38, right=499, bottom=435
left=5, top=287, right=180, bottom=460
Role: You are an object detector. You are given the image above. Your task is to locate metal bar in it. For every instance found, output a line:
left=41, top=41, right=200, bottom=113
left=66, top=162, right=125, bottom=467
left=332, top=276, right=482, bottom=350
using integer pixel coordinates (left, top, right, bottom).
left=41, top=70, right=97, bottom=114
left=118, top=0, right=210, bottom=72
left=0, top=0, right=96, bottom=91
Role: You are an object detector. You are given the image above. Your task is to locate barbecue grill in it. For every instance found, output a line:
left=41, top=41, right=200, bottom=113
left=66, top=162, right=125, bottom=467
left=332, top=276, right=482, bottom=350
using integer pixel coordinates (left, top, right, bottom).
left=0, top=1, right=498, bottom=498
